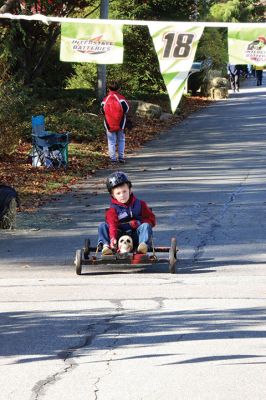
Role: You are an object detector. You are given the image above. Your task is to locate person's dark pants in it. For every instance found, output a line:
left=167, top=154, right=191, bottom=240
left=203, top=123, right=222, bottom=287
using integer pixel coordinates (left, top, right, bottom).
left=230, top=74, right=239, bottom=91
left=256, top=70, right=263, bottom=86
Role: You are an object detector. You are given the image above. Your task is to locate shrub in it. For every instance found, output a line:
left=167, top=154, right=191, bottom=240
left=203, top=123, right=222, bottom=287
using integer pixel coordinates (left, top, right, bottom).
left=47, top=110, right=103, bottom=143
left=27, top=88, right=103, bottom=144
left=0, top=82, right=30, bottom=156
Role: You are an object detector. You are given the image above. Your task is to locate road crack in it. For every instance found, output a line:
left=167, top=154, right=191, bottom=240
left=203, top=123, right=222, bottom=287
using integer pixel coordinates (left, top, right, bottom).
left=192, top=173, right=250, bottom=263
left=31, top=313, right=122, bottom=400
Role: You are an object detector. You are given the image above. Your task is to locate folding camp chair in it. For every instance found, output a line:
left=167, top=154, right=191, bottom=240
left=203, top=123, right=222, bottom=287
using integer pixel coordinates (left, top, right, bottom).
left=31, top=115, right=70, bottom=168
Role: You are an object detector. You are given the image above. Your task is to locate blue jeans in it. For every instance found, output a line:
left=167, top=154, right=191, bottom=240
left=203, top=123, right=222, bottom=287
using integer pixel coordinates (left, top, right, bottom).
left=98, top=222, right=153, bottom=247
left=106, top=129, right=125, bottom=161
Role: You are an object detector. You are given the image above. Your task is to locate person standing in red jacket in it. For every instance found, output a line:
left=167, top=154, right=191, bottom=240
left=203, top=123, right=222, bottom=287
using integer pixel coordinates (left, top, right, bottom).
left=98, top=171, right=156, bottom=255
left=101, top=81, right=129, bottom=164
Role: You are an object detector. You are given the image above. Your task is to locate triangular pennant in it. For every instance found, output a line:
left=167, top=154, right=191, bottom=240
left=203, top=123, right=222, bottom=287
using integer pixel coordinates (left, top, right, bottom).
left=148, top=23, right=204, bottom=113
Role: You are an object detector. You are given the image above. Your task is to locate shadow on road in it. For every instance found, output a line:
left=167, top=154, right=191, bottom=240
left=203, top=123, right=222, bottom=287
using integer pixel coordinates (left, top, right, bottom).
left=1, top=305, right=266, bottom=365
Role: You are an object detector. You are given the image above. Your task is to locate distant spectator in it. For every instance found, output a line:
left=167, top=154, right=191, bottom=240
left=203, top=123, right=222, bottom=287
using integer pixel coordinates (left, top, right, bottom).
left=101, top=81, right=129, bottom=164
left=255, top=65, right=263, bottom=86
left=227, top=64, right=241, bottom=92
left=251, top=65, right=256, bottom=77
left=247, top=64, right=252, bottom=78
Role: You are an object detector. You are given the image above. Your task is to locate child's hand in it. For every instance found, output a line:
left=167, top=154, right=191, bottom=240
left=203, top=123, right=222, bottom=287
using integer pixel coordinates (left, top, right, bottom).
left=129, top=220, right=140, bottom=230
left=110, top=238, right=117, bottom=250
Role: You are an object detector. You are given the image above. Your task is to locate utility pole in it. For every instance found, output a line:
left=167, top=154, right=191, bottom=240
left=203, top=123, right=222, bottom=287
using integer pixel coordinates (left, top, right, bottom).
left=97, top=0, right=109, bottom=101
left=201, top=0, right=211, bottom=20
left=202, top=0, right=206, bottom=20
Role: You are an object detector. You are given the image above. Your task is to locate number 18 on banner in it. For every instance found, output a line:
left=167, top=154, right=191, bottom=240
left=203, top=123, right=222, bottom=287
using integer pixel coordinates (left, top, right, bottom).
left=149, top=23, right=204, bottom=113
left=162, top=32, right=195, bottom=58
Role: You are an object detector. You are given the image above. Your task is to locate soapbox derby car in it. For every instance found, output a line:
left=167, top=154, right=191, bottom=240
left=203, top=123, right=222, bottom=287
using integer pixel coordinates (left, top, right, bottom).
left=74, top=237, right=178, bottom=275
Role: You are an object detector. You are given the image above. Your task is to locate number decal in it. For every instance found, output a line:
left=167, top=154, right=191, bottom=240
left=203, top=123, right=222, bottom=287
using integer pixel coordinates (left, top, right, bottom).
left=162, top=32, right=194, bottom=59
left=173, top=33, right=194, bottom=57
left=162, top=32, right=175, bottom=58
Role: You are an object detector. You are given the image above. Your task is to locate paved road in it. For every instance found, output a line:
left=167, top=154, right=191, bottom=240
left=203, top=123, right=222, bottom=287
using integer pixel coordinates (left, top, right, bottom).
left=1, top=79, right=266, bottom=399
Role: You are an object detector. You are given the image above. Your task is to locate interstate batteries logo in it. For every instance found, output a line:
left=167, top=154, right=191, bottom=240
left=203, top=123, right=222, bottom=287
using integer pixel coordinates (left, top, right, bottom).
left=72, top=35, right=113, bottom=54
left=245, top=36, right=266, bottom=63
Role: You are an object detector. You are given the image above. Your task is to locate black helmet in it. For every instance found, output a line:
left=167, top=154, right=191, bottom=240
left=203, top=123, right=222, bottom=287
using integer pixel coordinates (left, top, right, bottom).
left=106, top=171, right=131, bottom=193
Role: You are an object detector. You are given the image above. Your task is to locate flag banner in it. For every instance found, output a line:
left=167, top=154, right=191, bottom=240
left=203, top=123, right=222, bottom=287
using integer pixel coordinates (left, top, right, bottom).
left=60, top=22, right=124, bottom=64
left=228, top=27, right=266, bottom=66
left=148, top=23, right=204, bottom=113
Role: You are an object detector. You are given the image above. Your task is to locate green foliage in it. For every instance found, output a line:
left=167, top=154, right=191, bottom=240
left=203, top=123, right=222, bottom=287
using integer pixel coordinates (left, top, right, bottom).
left=66, top=25, right=166, bottom=96
left=1, top=0, right=265, bottom=93
left=47, top=110, right=103, bottom=143
left=0, top=0, right=92, bottom=85
left=28, top=88, right=103, bottom=142
left=196, top=28, right=228, bottom=70
left=67, top=0, right=201, bottom=96
left=0, top=82, right=103, bottom=156
left=109, top=0, right=197, bottom=21
left=66, top=63, right=97, bottom=90
left=104, top=0, right=198, bottom=95
left=0, top=81, right=31, bottom=156
left=107, top=25, right=165, bottom=94
left=209, top=0, right=264, bottom=22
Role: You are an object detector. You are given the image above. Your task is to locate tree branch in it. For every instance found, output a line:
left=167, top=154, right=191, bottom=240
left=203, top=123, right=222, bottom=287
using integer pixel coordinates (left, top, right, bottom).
left=31, top=24, right=61, bottom=80
left=0, top=0, right=18, bottom=14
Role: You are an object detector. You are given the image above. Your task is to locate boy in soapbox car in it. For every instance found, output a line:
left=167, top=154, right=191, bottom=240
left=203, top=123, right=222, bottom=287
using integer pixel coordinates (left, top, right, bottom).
left=98, top=171, right=156, bottom=256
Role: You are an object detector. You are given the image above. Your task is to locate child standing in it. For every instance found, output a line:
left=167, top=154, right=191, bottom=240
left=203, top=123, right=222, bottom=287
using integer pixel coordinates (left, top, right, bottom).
left=227, top=64, right=241, bottom=92
left=101, top=81, right=129, bottom=164
left=98, top=171, right=156, bottom=255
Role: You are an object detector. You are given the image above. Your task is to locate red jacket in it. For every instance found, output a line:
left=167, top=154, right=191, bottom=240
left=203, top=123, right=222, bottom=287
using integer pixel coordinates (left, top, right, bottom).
left=101, top=90, right=129, bottom=132
left=105, top=193, right=156, bottom=240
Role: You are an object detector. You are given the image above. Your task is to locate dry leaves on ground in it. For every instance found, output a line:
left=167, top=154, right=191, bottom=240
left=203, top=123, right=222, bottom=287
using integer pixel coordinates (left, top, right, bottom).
left=0, top=96, right=211, bottom=211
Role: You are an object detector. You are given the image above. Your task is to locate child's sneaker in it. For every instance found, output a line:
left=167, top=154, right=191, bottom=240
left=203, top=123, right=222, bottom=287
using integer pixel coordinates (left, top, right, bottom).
left=102, top=245, right=113, bottom=255
left=137, top=242, right=148, bottom=254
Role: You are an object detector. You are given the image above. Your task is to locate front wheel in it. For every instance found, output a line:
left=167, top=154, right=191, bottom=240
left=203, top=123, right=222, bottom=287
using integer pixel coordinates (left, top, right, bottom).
left=75, top=249, right=82, bottom=275
left=169, top=237, right=177, bottom=274
left=84, top=238, right=91, bottom=260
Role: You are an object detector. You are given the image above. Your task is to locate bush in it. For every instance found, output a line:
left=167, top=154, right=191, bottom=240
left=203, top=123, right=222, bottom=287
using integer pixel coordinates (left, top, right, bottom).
left=27, top=88, right=103, bottom=143
left=0, top=82, right=30, bottom=156
left=66, top=64, right=97, bottom=91
left=47, top=110, right=103, bottom=143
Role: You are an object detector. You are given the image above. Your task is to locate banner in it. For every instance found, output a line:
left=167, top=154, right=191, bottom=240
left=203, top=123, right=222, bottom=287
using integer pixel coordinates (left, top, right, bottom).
left=228, top=27, right=266, bottom=66
left=60, top=22, right=124, bottom=63
left=148, top=23, right=204, bottom=113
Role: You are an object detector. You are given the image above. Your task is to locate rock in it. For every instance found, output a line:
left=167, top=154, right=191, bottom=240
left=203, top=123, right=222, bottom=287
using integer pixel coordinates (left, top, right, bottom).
left=210, top=87, right=228, bottom=100
left=201, top=69, right=225, bottom=96
left=128, top=100, right=162, bottom=119
left=0, top=198, right=17, bottom=229
left=127, top=100, right=139, bottom=115
left=211, top=77, right=228, bottom=88
left=160, top=112, right=173, bottom=122
left=0, top=185, right=19, bottom=229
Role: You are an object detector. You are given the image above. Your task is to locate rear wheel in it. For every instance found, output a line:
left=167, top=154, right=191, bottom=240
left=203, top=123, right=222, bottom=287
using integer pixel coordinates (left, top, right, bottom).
left=75, top=249, right=82, bottom=275
left=169, top=237, right=177, bottom=274
left=84, top=238, right=90, bottom=260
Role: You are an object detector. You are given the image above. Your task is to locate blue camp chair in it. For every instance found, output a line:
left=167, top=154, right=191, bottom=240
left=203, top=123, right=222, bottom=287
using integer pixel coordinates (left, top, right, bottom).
left=31, top=115, right=70, bottom=168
